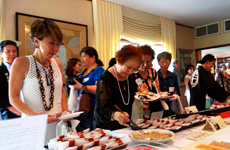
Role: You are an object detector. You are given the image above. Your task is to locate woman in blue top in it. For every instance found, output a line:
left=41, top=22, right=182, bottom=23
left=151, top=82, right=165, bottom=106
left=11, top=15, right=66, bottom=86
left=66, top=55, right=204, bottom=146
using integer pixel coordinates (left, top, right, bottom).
left=73, top=47, right=104, bottom=131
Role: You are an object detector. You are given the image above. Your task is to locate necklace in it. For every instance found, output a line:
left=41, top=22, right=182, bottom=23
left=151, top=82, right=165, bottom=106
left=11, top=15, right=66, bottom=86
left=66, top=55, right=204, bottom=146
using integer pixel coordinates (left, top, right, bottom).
left=33, top=56, right=55, bottom=111
left=113, top=65, right=130, bottom=105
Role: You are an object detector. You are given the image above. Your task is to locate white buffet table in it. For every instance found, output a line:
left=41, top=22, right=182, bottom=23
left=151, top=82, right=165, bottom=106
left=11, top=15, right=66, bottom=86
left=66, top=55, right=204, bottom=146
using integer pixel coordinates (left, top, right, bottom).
left=109, top=117, right=230, bottom=150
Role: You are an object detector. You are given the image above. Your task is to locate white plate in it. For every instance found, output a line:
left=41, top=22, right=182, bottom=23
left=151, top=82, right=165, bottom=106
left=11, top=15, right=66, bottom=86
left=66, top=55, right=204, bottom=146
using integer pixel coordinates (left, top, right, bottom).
left=58, top=111, right=84, bottom=120
left=128, top=129, right=174, bottom=143
left=134, top=92, right=160, bottom=102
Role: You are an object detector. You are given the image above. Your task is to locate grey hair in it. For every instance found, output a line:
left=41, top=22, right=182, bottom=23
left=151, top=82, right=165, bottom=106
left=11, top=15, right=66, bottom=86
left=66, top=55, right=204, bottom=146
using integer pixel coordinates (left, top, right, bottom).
left=157, top=51, right=172, bottom=62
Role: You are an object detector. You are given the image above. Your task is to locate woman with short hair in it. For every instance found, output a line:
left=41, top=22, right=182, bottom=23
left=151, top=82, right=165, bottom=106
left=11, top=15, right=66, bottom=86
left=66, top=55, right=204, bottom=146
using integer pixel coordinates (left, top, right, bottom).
left=9, top=19, right=71, bottom=144
left=94, top=45, right=142, bottom=130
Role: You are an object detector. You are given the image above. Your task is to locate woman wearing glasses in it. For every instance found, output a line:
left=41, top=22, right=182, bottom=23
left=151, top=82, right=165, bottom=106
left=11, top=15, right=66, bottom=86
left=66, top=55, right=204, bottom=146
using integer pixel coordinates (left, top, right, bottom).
left=93, top=45, right=142, bottom=130
left=134, top=45, right=162, bottom=119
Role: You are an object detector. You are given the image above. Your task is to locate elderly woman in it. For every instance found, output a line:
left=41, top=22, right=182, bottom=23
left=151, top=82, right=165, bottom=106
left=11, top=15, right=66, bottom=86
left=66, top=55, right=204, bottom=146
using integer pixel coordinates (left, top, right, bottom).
left=191, top=54, right=230, bottom=111
left=9, top=19, right=71, bottom=144
left=157, top=52, right=181, bottom=115
left=134, top=45, right=162, bottom=118
left=94, top=45, right=142, bottom=130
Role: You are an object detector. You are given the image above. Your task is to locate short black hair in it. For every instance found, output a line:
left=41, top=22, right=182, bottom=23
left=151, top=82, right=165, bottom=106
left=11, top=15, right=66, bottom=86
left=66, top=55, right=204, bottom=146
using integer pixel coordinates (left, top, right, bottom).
left=185, top=64, right=194, bottom=74
left=0, top=40, right=18, bottom=53
left=157, top=51, right=172, bottom=62
left=201, top=54, right=216, bottom=64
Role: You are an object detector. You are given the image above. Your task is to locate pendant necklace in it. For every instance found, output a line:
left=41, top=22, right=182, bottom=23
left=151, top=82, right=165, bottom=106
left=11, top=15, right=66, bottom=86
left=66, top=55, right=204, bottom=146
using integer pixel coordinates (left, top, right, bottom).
left=113, top=65, right=130, bottom=105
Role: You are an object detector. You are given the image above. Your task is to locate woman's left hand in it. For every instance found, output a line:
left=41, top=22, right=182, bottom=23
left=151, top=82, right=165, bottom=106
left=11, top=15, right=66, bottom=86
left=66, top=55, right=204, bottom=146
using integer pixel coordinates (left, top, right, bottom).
left=73, top=79, right=83, bottom=90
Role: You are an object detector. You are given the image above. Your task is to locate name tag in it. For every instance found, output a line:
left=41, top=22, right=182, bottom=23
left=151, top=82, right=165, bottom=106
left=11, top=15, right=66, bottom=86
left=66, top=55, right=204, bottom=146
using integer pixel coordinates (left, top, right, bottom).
left=169, top=87, right=174, bottom=92
left=135, top=78, right=142, bottom=86
left=83, top=78, right=89, bottom=83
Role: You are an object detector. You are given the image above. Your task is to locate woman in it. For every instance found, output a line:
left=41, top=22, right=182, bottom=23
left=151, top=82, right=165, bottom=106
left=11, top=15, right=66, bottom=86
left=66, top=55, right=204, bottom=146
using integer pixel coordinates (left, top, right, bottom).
left=191, top=54, right=230, bottom=111
left=73, top=47, right=104, bottom=131
left=93, top=45, right=142, bottom=130
left=65, top=58, right=82, bottom=96
left=9, top=19, right=70, bottom=144
left=134, top=45, right=162, bottom=118
left=157, top=52, right=181, bottom=115
left=184, top=64, right=194, bottom=106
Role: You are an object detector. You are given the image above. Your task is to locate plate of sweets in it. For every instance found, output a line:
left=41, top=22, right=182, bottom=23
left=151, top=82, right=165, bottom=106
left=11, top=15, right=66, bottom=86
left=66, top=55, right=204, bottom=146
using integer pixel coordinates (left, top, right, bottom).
left=128, top=129, right=174, bottom=143
left=56, top=111, right=84, bottom=120
left=134, top=92, right=160, bottom=102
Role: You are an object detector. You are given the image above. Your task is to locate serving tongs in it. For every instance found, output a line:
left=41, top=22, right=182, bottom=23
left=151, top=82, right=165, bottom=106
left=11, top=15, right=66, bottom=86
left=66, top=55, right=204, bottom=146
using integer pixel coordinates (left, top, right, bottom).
left=114, top=104, right=145, bottom=134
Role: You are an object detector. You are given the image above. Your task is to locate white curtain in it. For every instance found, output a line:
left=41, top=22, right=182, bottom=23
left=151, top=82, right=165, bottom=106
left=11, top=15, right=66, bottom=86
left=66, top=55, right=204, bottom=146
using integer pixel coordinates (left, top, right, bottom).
left=122, top=16, right=162, bottom=45
left=0, top=0, right=5, bottom=63
left=160, top=17, right=176, bottom=59
left=92, top=0, right=123, bottom=69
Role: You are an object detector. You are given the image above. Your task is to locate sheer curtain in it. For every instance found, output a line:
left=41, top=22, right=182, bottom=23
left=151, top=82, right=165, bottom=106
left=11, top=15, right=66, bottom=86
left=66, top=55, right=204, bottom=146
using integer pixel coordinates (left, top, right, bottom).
left=160, top=17, right=176, bottom=59
left=92, top=0, right=123, bottom=69
left=0, top=0, right=5, bottom=63
left=122, top=16, right=162, bottom=45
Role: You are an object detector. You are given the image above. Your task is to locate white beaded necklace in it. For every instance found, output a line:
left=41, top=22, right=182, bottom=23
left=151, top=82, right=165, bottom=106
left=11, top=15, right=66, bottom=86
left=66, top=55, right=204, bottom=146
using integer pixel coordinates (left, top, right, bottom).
left=113, top=65, right=130, bottom=105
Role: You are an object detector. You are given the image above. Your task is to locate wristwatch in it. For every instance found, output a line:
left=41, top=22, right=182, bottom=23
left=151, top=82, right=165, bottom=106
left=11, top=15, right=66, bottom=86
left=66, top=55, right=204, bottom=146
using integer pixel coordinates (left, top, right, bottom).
left=111, top=112, right=115, bottom=121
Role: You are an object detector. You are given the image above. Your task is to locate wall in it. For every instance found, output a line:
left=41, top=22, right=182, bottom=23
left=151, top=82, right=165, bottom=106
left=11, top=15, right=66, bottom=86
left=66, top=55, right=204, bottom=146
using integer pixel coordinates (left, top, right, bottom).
left=194, top=21, right=230, bottom=49
left=4, top=0, right=95, bottom=47
left=176, top=24, right=195, bottom=107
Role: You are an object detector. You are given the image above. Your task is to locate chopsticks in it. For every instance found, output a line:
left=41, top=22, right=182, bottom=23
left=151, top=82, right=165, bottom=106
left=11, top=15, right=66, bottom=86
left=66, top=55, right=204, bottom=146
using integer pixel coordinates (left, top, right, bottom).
left=114, top=104, right=145, bottom=134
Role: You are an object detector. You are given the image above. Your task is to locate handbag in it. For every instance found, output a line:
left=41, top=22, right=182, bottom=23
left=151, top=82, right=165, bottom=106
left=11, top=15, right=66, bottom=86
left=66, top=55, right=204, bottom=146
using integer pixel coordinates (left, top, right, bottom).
left=77, top=86, right=90, bottom=113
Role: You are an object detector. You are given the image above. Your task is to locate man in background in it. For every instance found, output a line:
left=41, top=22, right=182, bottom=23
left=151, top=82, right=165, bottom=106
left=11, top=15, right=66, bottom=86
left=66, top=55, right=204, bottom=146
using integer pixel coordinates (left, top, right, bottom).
left=0, top=40, right=21, bottom=120
left=172, top=59, right=181, bottom=96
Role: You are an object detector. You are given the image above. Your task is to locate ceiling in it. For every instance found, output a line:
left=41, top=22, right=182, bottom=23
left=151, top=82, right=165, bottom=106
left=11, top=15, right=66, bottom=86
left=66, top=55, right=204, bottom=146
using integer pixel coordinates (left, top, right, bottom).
left=104, top=0, right=230, bottom=27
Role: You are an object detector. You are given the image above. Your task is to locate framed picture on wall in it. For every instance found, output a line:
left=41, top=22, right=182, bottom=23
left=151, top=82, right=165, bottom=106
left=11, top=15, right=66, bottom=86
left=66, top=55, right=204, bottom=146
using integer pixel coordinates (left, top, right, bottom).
left=178, top=49, right=194, bottom=83
left=16, top=12, right=88, bottom=78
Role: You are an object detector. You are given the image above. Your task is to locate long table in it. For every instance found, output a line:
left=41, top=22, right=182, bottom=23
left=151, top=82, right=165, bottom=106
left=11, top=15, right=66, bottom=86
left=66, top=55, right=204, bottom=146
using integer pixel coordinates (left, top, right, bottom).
left=109, top=117, right=230, bottom=150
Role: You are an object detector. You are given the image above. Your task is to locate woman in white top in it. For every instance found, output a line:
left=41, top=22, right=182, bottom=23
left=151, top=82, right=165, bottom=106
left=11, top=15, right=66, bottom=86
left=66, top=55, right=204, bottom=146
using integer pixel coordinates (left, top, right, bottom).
left=184, top=64, right=194, bottom=106
left=9, top=19, right=70, bottom=144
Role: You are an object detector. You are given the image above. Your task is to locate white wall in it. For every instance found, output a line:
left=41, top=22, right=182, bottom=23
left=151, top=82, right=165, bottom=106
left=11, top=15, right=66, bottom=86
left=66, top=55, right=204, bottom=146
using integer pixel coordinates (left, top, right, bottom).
left=4, top=0, right=95, bottom=47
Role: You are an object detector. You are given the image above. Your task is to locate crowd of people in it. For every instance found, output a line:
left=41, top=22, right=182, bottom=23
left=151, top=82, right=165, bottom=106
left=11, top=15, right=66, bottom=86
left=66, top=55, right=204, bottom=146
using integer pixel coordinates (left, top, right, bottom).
left=1, top=19, right=230, bottom=145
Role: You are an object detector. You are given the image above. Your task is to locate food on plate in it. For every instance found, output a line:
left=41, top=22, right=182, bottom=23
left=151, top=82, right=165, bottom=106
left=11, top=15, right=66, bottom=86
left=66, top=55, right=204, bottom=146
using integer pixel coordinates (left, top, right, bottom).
left=133, top=146, right=160, bottom=150
left=48, top=128, right=128, bottom=150
left=135, top=92, right=159, bottom=101
left=209, top=140, right=230, bottom=149
left=55, top=111, right=70, bottom=117
left=160, top=92, right=169, bottom=98
left=131, top=131, right=172, bottom=141
left=134, top=114, right=210, bottom=131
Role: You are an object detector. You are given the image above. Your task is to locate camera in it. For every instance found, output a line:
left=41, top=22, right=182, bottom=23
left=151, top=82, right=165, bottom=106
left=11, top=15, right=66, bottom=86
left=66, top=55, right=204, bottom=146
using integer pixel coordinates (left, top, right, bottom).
left=67, top=77, right=82, bottom=85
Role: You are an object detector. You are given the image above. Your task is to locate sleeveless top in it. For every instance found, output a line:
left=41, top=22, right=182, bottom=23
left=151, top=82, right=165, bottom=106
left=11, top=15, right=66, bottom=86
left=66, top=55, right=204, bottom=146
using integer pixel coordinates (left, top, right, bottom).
left=20, top=55, right=63, bottom=144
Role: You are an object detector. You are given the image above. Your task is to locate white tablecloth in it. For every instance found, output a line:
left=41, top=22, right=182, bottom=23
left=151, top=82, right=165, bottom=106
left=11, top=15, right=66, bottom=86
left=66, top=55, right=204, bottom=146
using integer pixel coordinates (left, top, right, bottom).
left=109, top=117, right=230, bottom=150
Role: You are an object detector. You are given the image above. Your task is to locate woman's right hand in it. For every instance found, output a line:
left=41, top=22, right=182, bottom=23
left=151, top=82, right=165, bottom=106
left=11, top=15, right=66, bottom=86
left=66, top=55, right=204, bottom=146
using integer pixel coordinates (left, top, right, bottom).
left=47, top=114, right=59, bottom=124
left=33, top=112, right=59, bottom=124
left=113, top=111, right=130, bottom=127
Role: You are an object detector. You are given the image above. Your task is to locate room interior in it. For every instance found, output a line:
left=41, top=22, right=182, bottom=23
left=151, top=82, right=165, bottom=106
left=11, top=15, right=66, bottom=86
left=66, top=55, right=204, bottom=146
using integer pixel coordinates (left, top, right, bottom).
left=1, top=0, right=230, bottom=107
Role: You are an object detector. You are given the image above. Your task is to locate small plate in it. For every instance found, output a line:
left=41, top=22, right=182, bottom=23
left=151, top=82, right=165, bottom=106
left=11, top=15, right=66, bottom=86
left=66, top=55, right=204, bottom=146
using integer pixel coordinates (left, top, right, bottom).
left=159, top=92, right=172, bottom=99
left=134, top=92, right=160, bottom=102
left=58, top=111, right=84, bottom=120
left=128, top=129, right=174, bottom=143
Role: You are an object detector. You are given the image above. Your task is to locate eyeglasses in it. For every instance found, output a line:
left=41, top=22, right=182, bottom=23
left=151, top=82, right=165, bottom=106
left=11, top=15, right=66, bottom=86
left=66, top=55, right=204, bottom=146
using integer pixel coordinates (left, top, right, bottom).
left=142, top=60, right=152, bottom=65
left=124, top=64, right=138, bottom=73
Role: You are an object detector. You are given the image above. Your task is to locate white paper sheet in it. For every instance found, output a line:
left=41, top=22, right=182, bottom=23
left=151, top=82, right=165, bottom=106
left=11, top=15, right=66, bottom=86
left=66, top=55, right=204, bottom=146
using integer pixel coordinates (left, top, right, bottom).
left=0, top=114, right=47, bottom=150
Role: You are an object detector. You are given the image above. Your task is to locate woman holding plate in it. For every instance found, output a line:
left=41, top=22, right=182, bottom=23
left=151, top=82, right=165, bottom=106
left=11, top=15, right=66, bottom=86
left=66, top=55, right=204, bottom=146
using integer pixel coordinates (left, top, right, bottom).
left=9, top=19, right=71, bottom=144
left=93, top=45, right=142, bottom=130
left=134, top=45, right=162, bottom=119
